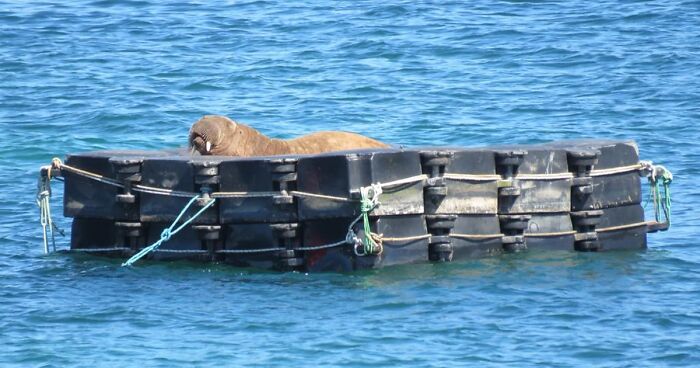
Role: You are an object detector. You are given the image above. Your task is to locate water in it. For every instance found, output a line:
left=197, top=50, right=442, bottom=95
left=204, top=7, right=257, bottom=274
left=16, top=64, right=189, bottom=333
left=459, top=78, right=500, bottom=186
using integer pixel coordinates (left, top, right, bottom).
left=1, top=0, right=699, bottom=366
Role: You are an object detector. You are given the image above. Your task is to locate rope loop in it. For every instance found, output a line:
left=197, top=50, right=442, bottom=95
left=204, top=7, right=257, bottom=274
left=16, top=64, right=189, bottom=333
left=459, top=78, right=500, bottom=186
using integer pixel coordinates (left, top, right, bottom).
left=353, top=240, right=366, bottom=257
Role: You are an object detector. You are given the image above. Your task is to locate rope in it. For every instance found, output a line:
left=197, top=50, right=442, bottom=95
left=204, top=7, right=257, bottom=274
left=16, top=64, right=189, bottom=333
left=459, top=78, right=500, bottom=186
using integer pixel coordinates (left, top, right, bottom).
left=37, top=164, right=65, bottom=254
left=589, top=163, right=644, bottom=177
left=648, top=164, right=673, bottom=226
left=153, top=249, right=209, bottom=254
left=445, top=172, right=573, bottom=181
left=50, top=158, right=655, bottom=202
left=37, top=169, right=54, bottom=254
left=524, top=230, right=577, bottom=237
left=121, top=195, right=216, bottom=266
left=217, top=247, right=284, bottom=254
left=514, top=172, right=574, bottom=180
left=214, top=190, right=296, bottom=199
left=295, top=240, right=352, bottom=251
left=52, top=160, right=423, bottom=201
left=288, top=190, right=356, bottom=202
left=640, top=161, right=672, bottom=227
left=43, top=157, right=673, bottom=261
left=72, top=247, right=131, bottom=252
left=443, top=173, right=501, bottom=181
left=381, top=234, right=432, bottom=242
left=52, top=158, right=124, bottom=188
left=132, top=185, right=199, bottom=198
left=596, top=221, right=652, bottom=233
left=378, top=174, right=428, bottom=190
left=449, top=233, right=504, bottom=240
left=357, top=184, right=383, bottom=256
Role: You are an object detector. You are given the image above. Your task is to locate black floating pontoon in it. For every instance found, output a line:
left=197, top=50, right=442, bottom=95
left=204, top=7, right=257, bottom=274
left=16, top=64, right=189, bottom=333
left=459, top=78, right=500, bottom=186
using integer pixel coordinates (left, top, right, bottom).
left=37, top=139, right=672, bottom=272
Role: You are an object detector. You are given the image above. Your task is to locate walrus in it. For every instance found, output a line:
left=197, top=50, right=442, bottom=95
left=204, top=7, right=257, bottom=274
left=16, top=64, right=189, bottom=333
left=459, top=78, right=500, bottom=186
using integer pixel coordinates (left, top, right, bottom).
left=189, top=115, right=390, bottom=156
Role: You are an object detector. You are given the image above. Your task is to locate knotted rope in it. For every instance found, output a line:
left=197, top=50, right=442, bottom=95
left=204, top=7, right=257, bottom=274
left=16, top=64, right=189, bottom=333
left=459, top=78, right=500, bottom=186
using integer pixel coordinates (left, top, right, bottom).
left=643, top=161, right=673, bottom=226
left=353, top=184, right=384, bottom=256
left=37, top=164, right=65, bottom=254
left=122, top=195, right=216, bottom=266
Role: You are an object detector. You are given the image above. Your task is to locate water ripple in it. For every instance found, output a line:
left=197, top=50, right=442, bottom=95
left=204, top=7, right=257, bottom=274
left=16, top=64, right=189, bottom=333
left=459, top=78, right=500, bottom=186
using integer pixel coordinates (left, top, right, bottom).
left=1, top=0, right=699, bottom=366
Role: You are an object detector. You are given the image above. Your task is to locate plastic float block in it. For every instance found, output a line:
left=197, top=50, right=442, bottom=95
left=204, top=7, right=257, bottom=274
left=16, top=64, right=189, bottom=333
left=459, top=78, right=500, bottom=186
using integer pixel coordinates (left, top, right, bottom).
left=302, top=215, right=429, bottom=271
left=555, top=140, right=642, bottom=210
left=139, top=157, right=221, bottom=224
left=218, top=155, right=302, bottom=223
left=596, top=204, right=647, bottom=251
left=420, top=148, right=498, bottom=215
left=430, top=214, right=503, bottom=260
left=296, top=149, right=424, bottom=220
left=494, top=145, right=572, bottom=214
left=222, top=223, right=302, bottom=271
left=523, top=213, right=575, bottom=251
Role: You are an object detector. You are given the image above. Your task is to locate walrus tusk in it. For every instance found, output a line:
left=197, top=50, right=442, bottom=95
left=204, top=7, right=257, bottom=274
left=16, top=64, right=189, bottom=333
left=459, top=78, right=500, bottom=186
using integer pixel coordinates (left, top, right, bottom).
left=205, top=141, right=211, bottom=153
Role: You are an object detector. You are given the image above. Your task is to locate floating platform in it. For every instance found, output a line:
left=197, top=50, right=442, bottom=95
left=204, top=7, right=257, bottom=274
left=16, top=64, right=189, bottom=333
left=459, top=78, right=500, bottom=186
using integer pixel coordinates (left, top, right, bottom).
left=39, top=139, right=671, bottom=272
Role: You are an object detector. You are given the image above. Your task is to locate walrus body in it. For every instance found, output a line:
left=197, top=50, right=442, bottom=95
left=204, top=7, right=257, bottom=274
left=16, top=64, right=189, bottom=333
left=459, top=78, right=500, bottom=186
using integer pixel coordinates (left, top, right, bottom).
left=189, top=115, right=390, bottom=156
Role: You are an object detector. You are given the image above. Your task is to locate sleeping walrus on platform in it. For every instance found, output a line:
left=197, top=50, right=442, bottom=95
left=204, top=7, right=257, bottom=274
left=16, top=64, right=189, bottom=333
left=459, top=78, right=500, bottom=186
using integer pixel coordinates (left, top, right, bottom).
left=189, top=115, right=389, bottom=156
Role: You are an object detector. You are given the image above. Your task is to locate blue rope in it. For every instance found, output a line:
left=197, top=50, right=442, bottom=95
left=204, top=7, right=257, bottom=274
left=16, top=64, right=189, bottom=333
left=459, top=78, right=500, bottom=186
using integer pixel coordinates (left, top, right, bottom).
left=122, top=195, right=216, bottom=267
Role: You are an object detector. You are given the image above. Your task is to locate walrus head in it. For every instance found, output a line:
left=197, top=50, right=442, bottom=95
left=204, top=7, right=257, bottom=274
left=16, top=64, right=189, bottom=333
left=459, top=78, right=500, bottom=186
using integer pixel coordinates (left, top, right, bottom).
left=189, top=115, right=238, bottom=155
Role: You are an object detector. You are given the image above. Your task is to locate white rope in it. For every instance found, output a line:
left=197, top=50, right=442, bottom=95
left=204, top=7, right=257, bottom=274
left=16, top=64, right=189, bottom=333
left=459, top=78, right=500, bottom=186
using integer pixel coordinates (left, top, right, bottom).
left=54, top=160, right=124, bottom=188
left=596, top=221, right=652, bottom=233
left=589, top=163, right=644, bottom=177
left=443, top=173, right=501, bottom=181
left=132, top=185, right=198, bottom=198
left=378, top=174, right=428, bottom=189
left=289, top=190, right=356, bottom=202
left=446, top=172, right=574, bottom=181
left=380, top=234, right=432, bottom=242
left=449, top=233, right=504, bottom=240
left=515, top=172, right=574, bottom=180
left=524, top=230, right=577, bottom=237
left=52, top=160, right=427, bottom=202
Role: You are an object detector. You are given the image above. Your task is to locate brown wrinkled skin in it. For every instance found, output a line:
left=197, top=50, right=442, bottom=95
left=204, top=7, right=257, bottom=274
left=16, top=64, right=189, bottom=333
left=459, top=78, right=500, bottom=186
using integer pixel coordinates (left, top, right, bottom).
left=189, top=115, right=389, bottom=156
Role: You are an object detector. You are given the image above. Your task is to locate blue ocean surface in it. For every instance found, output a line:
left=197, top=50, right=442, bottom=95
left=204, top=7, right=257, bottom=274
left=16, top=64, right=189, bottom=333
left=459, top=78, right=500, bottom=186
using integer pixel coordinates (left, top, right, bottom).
left=1, top=0, right=699, bottom=366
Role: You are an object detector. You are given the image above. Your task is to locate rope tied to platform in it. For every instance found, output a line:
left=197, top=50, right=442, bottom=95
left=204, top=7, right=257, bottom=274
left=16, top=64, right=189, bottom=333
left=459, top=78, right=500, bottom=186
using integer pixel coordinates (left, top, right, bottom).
left=642, top=161, right=672, bottom=226
left=121, top=195, right=216, bottom=266
left=354, top=184, right=384, bottom=256
left=37, top=165, right=55, bottom=254
left=41, top=156, right=672, bottom=259
left=37, top=161, right=66, bottom=254
left=40, top=158, right=428, bottom=256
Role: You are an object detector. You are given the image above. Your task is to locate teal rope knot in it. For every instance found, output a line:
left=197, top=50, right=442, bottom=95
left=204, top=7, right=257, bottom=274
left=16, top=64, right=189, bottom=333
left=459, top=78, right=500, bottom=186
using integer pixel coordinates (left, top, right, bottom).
left=122, top=195, right=216, bottom=267
left=160, top=228, right=172, bottom=242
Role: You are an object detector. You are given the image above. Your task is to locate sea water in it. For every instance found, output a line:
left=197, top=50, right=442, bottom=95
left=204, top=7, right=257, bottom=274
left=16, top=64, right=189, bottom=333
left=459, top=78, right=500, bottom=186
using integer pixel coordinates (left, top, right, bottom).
left=1, top=1, right=699, bottom=366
